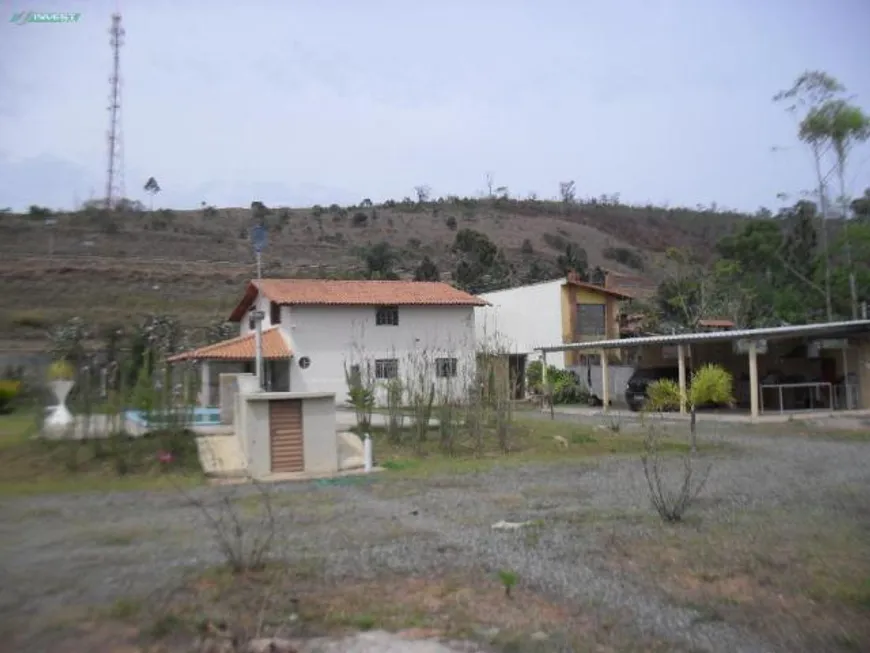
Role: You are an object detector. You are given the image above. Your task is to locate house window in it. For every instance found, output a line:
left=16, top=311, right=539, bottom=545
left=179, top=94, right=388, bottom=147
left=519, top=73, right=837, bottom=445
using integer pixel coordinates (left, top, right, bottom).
left=375, top=306, right=399, bottom=326
left=435, top=358, right=458, bottom=378
left=248, top=316, right=255, bottom=330
left=576, top=304, right=606, bottom=336
left=270, top=301, right=281, bottom=325
left=374, top=358, right=399, bottom=380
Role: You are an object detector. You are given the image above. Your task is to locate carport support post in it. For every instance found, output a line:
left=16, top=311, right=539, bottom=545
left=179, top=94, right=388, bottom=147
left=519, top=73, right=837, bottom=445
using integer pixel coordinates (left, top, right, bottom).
left=600, top=349, right=610, bottom=411
left=677, top=344, right=687, bottom=415
left=541, top=351, right=549, bottom=414
left=748, top=340, right=759, bottom=420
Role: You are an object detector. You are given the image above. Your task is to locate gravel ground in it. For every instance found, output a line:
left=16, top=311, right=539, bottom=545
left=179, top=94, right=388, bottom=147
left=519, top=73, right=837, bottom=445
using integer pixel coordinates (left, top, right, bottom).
left=1, top=423, right=869, bottom=653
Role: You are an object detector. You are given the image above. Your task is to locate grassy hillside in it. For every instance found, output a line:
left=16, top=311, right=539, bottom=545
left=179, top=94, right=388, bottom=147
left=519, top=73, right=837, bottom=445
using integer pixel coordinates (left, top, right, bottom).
left=0, top=196, right=750, bottom=349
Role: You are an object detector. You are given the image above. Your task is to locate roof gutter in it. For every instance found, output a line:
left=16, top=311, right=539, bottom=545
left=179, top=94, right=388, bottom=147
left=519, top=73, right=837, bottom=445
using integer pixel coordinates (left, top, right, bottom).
left=535, top=319, right=870, bottom=354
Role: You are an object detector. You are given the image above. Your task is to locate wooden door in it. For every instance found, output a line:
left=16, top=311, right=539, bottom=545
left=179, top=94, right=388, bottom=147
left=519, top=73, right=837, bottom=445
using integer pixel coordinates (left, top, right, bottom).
left=269, top=399, right=304, bottom=472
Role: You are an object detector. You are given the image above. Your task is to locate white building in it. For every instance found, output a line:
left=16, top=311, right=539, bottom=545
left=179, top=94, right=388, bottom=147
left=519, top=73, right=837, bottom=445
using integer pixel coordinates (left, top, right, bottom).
left=476, top=279, right=569, bottom=368
left=474, top=274, right=633, bottom=400
left=168, top=278, right=486, bottom=406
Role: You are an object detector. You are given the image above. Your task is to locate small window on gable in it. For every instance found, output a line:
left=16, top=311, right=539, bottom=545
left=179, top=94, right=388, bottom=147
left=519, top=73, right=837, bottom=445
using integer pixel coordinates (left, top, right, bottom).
left=270, top=301, right=281, bottom=325
left=375, top=305, right=399, bottom=326
left=374, top=358, right=399, bottom=380
left=435, top=358, right=458, bottom=378
left=248, top=316, right=255, bottom=330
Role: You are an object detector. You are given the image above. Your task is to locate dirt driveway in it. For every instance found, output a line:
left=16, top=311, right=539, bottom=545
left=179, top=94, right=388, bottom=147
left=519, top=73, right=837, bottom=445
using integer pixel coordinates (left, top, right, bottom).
left=1, top=425, right=869, bottom=652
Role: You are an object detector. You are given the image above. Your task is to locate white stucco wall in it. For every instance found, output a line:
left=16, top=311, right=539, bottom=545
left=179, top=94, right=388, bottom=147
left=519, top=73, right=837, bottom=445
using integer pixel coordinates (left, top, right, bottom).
left=239, top=293, right=290, bottom=335
left=283, top=305, right=477, bottom=405
left=475, top=280, right=566, bottom=368
left=301, top=394, right=339, bottom=473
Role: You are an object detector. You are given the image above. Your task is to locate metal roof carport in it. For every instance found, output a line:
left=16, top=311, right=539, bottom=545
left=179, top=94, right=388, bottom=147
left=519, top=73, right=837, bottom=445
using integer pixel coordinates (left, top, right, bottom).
left=535, top=319, right=870, bottom=418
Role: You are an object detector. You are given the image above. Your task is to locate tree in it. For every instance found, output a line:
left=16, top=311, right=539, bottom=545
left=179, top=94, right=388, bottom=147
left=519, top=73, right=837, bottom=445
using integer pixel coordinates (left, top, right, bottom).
left=559, top=180, right=576, bottom=206
left=556, top=244, right=587, bottom=277
left=251, top=201, right=269, bottom=225
left=774, top=70, right=845, bottom=321
left=143, top=177, right=161, bottom=211
left=414, top=185, right=431, bottom=204
left=656, top=248, right=740, bottom=331
left=360, top=242, right=398, bottom=280
left=522, top=260, right=555, bottom=284
left=714, top=202, right=830, bottom=325
left=852, top=188, right=870, bottom=220
left=452, top=229, right=511, bottom=292
left=804, top=98, right=870, bottom=317
left=413, top=256, right=440, bottom=282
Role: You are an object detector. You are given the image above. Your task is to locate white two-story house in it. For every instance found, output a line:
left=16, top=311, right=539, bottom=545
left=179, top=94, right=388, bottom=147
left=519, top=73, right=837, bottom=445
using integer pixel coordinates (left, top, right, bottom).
left=168, top=278, right=487, bottom=406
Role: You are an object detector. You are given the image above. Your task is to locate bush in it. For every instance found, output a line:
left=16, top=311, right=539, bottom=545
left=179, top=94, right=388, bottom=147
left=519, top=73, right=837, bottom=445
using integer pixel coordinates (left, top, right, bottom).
left=689, top=364, right=734, bottom=407
left=542, top=232, right=568, bottom=251
left=0, top=380, right=21, bottom=414
left=445, top=216, right=457, bottom=230
left=526, top=361, right=588, bottom=404
left=603, top=246, right=644, bottom=270
left=645, top=365, right=734, bottom=412
left=47, top=360, right=75, bottom=381
left=645, top=378, right=681, bottom=412
left=351, top=211, right=368, bottom=226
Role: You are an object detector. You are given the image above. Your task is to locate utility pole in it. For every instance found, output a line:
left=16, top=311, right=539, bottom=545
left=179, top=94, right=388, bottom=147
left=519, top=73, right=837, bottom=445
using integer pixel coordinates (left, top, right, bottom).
left=251, top=310, right=265, bottom=390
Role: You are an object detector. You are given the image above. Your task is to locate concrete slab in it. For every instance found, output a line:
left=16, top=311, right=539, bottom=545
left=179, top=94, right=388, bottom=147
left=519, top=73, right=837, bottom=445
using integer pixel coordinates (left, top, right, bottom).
left=256, top=466, right=384, bottom=484
left=548, top=405, right=870, bottom=424
left=197, top=433, right=247, bottom=477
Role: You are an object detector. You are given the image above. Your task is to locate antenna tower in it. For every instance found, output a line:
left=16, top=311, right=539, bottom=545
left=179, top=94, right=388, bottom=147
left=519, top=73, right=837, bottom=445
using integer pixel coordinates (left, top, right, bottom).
left=104, top=13, right=125, bottom=209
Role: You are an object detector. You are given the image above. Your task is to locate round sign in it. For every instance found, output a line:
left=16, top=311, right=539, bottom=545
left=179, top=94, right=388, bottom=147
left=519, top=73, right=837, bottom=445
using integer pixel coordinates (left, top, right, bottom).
left=298, top=356, right=311, bottom=369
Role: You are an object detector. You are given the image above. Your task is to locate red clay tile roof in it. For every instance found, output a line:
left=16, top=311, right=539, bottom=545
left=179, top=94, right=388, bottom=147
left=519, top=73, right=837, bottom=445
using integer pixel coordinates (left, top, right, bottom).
left=167, top=327, right=291, bottom=362
left=229, top=279, right=487, bottom=321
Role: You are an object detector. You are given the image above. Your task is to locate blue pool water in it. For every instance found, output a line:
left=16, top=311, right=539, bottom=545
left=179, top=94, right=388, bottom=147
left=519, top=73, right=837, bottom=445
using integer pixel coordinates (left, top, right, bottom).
left=124, top=407, right=221, bottom=427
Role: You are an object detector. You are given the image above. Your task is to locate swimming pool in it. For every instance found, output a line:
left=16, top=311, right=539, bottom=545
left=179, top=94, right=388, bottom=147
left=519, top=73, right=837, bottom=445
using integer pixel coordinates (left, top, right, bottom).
left=124, top=407, right=222, bottom=427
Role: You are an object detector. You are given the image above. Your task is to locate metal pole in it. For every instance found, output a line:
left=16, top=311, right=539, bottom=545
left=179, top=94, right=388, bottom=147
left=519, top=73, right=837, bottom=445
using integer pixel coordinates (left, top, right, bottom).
left=256, top=251, right=262, bottom=280
left=252, top=310, right=264, bottom=390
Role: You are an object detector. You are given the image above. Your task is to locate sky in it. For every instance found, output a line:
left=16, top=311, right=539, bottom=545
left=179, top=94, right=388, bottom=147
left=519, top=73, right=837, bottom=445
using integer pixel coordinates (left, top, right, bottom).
left=1, top=0, right=869, bottom=214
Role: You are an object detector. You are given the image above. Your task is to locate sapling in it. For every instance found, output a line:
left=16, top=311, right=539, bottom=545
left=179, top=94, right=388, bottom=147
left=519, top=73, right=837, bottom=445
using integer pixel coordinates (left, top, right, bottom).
left=498, top=569, right=518, bottom=598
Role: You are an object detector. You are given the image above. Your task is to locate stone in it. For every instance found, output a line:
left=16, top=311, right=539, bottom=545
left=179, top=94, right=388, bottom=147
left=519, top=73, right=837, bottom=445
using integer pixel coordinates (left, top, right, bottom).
left=491, top=520, right=531, bottom=530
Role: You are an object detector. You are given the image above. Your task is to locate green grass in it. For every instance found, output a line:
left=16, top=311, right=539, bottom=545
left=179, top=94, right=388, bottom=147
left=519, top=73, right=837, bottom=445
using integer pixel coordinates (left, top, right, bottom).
left=359, top=416, right=722, bottom=479
left=0, top=409, right=205, bottom=497
left=0, top=408, right=40, bottom=449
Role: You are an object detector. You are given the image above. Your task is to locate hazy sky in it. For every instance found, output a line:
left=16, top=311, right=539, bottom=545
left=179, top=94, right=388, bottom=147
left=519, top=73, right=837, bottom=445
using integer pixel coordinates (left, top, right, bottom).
left=1, top=0, right=869, bottom=213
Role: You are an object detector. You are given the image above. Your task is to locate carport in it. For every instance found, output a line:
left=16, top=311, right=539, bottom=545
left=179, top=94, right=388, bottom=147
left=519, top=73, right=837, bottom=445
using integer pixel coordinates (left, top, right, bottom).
left=535, top=319, right=870, bottom=418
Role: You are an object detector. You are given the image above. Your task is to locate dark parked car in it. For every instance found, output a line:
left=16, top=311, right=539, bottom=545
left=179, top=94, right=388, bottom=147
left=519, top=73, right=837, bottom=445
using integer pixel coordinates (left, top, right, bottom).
left=624, top=366, right=682, bottom=412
